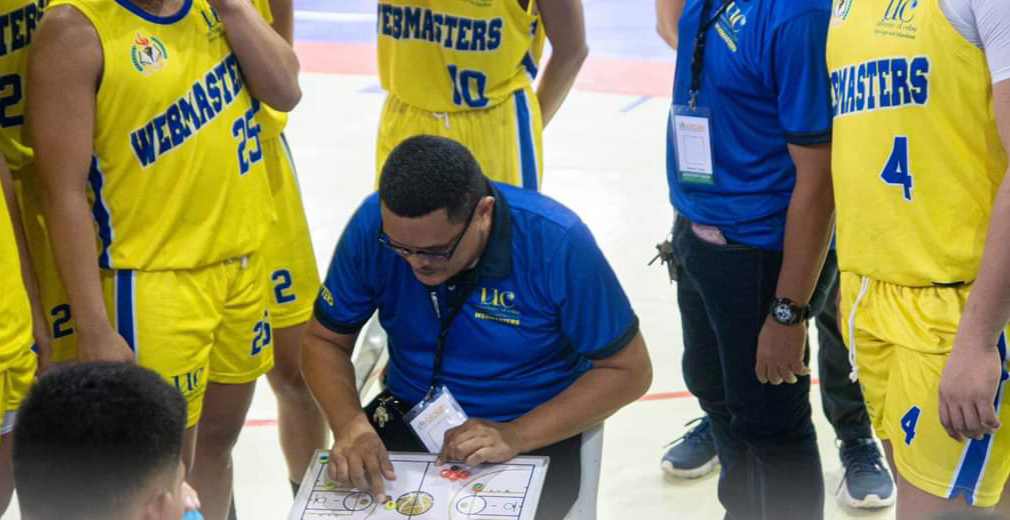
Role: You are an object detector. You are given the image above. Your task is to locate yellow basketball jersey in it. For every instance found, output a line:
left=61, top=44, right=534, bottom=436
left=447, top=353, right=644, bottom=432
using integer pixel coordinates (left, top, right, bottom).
left=47, top=0, right=275, bottom=271
left=0, top=0, right=45, bottom=172
left=249, top=0, right=288, bottom=140
left=0, top=174, right=33, bottom=362
left=377, top=0, right=545, bottom=113
left=827, top=0, right=1007, bottom=287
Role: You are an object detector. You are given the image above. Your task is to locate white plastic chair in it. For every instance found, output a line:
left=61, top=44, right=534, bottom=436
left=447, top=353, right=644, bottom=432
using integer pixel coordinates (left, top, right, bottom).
left=563, top=423, right=604, bottom=520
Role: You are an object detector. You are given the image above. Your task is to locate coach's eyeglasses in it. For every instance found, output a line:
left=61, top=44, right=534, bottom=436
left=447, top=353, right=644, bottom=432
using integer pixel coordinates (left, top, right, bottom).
left=377, top=199, right=480, bottom=263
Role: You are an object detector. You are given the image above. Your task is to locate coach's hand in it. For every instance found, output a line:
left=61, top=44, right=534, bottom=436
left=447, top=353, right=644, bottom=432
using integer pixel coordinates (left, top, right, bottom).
left=755, top=318, right=810, bottom=385
left=328, top=413, right=396, bottom=500
left=78, top=325, right=134, bottom=363
left=438, top=419, right=523, bottom=466
left=939, top=337, right=1003, bottom=442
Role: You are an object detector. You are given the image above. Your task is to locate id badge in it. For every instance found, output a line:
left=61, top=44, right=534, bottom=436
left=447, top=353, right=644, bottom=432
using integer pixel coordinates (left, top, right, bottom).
left=671, top=105, right=715, bottom=185
left=404, top=385, right=468, bottom=454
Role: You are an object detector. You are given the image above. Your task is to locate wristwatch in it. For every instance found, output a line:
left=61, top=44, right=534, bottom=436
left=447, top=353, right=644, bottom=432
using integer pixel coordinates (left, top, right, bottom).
left=769, top=297, right=810, bottom=326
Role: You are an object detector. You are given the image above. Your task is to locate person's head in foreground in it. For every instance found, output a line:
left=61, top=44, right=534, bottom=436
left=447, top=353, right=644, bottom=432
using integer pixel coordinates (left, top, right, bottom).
left=14, top=362, right=190, bottom=520
left=378, top=134, right=493, bottom=286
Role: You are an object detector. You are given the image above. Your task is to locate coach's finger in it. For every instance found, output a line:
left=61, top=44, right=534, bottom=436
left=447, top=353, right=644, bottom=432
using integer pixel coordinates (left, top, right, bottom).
left=363, top=453, right=387, bottom=500
left=329, top=454, right=349, bottom=485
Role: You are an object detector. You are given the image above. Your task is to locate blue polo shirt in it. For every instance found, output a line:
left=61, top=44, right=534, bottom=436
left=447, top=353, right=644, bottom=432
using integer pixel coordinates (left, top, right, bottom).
left=666, top=0, right=833, bottom=250
left=315, top=183, right=639, bottom=422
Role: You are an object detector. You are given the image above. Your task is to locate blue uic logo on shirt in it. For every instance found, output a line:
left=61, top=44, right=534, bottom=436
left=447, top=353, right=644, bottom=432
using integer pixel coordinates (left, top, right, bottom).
left=714, top=2, right=747, bottom=52
left=475, top=287, right=520, bottom=326
left=877, top=0, right=919, bottom=38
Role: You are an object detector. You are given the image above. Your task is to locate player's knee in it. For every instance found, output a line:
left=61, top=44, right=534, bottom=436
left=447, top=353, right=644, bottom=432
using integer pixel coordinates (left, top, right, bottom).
left=268, top=363, right=312, bottom=402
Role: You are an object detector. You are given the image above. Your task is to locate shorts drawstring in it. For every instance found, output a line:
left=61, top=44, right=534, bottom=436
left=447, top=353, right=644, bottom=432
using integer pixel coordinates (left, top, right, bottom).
left=432, top=111, right=451, bottom=130
left=847, top=276, right=871, bottom=382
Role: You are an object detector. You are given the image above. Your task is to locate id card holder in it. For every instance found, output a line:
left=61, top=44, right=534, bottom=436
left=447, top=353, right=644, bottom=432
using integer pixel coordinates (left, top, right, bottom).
left=404, top=385, right=468, bottom=454
left=671, top=105, right=715, bottom=185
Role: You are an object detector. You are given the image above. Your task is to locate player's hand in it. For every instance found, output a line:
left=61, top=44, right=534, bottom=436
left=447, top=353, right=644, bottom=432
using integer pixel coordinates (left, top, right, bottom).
left=939, top=337, right=1003, bottom=441
left=77, top=325, right=134, bottom=363
left=438, top=419, right=523, bottom=466
left=755, top=318, right=810, bottom=385
left=181, top=481, right=201, bottom=512
left=328, top=413, right=396, bottom=500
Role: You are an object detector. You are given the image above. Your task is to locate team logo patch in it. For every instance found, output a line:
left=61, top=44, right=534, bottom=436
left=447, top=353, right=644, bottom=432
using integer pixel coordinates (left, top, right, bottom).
left=877, top=0, right=919, bottom=39
left=130, top=33, right=168, bottom=75
left=832, top=0, right=854, bottom=22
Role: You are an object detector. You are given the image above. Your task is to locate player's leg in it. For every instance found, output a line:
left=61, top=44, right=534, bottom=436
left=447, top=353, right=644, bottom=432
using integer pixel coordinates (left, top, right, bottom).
left=879, top=289, right=1010, bottom=517
left=198, top=254, right=274, bottom=520
left=260, top=134, right=326, bottom=492
left=98, top=267, right=219, bottom=475
left=0, top=347, right=38, bottom=513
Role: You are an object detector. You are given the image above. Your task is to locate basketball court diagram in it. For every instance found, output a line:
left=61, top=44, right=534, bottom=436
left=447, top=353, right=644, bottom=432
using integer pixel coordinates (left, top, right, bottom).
left=290, top=451, right=549, bottom=520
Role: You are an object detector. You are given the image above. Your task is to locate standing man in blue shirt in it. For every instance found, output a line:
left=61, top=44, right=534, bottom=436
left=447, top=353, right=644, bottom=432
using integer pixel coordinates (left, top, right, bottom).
left=303, top=135, right=652, bottom=520
left=655, top=0, right=894, bottom=512
left=660, top=1, right=844, bottom=518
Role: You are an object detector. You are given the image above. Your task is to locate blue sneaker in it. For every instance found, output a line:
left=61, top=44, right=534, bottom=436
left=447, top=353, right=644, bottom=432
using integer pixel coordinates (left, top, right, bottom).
left=661, top=416, right=719, bottom=479
left=837, top=438, right=895, bottom=509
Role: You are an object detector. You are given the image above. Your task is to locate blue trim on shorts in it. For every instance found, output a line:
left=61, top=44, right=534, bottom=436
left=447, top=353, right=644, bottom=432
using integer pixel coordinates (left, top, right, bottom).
left=948, top=333, right=1008, bottom=505
left=514, top=90, right=538, bottom=191
left=88, top=157, right=114, bottom=269
left=116, top=270, right=137, bottom=352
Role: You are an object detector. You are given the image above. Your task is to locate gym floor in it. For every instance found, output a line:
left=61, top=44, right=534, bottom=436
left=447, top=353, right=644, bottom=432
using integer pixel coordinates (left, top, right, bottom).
left=5, top=2, right=895, bottom=519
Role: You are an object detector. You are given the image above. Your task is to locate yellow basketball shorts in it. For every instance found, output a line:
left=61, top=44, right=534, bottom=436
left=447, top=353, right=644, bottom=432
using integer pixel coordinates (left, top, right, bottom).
left=0, top=346, right=36, bottom=437
left=840, top=272, right=1010, bottom=507
left=13, top=168, right=77, bottom=364
left=376, top=85, right=544, bottom=190
left=260, top=135, right=319, bottom=329
left=101, top=254, right=274, bottom=428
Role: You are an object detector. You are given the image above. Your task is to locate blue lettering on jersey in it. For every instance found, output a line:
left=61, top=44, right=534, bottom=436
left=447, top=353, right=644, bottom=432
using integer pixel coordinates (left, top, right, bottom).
left=130, top=54, right=246, bottom=167
left=376, top=3, right=503, bottom=52
left=0, top=0, right=45, bottom=57
left=831, top=56, right=930, bottom=118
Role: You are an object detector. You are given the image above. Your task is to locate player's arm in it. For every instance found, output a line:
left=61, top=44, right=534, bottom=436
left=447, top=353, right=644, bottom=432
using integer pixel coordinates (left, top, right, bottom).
left=939, top=79, right=1010, bottom=442
left=655, top=0, right=685, bottom=49
left=0, top=155, right=51, bottom=372
left=302, top=322, right=396, bottom=499
left=536, top=0, right=588, bottom=127
left=28, top=7, right=132, bottom=363
left=267, top=0, right=293, bottom=44
left=208, top=0, right=301, bottom=111
left=753, top=11, right=834, bottom=386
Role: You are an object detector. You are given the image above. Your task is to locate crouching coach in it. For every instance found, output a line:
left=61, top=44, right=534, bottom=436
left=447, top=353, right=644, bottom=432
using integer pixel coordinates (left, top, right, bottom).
left=303, top=135, right=652, bottom=519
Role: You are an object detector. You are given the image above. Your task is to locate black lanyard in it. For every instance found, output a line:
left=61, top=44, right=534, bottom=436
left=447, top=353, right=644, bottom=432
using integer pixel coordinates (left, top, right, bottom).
left=426, top=272, right=478, bottom=397
left=689, top=0, right=733, bottom=109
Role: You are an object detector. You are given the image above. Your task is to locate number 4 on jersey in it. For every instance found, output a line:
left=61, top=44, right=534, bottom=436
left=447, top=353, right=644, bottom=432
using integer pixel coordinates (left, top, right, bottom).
left=880, top=136, right=913, bottom=201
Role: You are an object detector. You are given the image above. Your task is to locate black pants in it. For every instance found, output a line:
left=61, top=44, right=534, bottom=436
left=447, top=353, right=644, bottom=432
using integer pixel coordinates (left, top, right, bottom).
left=812, top=257, right=873, bottom=444
left=674, top=218, right=824, bottom=520
left=363, top=394, right=581, bottom=520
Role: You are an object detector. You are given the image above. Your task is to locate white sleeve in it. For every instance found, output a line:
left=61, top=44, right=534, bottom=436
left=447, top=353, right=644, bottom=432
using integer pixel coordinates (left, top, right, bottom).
left=941, top=0, right=1010, bottom=83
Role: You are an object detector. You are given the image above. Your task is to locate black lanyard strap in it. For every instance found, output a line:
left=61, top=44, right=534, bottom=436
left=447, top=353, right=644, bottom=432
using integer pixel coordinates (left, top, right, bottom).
left=689, top=0, right=733, bottom=109
left=427, top=273, right=478, bottom=395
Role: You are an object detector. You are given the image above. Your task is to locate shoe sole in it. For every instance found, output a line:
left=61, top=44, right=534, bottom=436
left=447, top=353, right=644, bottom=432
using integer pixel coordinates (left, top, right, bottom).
left=836, top=481, right=895, bottom=509
left=660, top=457, right=719, bottom=479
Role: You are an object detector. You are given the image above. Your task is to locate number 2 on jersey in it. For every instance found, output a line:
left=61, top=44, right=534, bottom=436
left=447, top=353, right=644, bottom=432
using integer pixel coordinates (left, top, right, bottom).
left=0, top=74, right=23, bottom=127
left=881, top=136, right=913, bottom=201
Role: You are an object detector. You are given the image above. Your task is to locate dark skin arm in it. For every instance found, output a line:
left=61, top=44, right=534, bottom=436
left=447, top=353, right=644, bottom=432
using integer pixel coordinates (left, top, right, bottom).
left=655, top=0, right=685, bottom=49
left=439, top=333, right=652, bottom=466
left=536, top=0, right=589, bottom=126
left=754, top=144, right=834, bottom=385
left=302, top=320, right=396, bottom=500
left=208, top=0, right=301, bottom=110
left=0, top=157, right=50, bottom=373
left=267, top=0, right=294, bottom=43
left=28, top=7, right=133, bottom=363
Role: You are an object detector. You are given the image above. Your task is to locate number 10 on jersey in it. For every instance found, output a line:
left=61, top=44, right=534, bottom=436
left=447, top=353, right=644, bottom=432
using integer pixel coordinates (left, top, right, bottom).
left=448, top=65, right=489, bottom=109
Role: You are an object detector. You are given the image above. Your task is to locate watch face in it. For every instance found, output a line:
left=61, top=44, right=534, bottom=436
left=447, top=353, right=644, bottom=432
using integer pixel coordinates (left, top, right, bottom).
left=773, top=303, right=795, bottom=323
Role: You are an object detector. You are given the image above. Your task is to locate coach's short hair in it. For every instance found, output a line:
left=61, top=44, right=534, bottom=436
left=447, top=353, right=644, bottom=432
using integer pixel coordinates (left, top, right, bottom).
left=379, top=135, right=488, bottom=223
left=14, top=362, right=187, bottom=520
